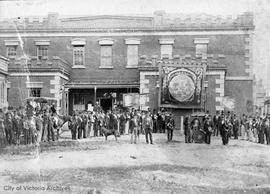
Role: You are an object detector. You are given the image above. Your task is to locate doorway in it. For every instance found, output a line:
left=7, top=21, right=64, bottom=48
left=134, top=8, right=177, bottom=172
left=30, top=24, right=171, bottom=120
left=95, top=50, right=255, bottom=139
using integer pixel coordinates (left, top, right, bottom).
left=100, top=98, right=112, bottom=112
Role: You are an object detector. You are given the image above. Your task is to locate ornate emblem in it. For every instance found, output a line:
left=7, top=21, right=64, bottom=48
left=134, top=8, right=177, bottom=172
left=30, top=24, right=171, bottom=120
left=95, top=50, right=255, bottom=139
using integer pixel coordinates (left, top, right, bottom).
left=168, top=69, right=196, bottom=102
left=159, top=60, right=207, bottom=108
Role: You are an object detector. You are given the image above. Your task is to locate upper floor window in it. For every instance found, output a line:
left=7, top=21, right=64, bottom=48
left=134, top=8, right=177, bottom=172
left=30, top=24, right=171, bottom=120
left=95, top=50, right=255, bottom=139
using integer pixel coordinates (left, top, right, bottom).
left=100, top=46, right=112, bottom=68
left=159, top=39, right=174, bottom=59
left=73, top=46, right=85, bottom=66
left=71, top=38, right=86, bottom=68
left=4, top=40, right=19, bottom=58
left=194, top=38, right=209, bottom=59
left=98, top=38, right=114, bottom=68
left=6, top=46, right=17, bottom=58
left=37, top=45, right=48, bottom=58
left=35, top=40, right=50, bottom=59
left=125, top=38, right=140, bottom=68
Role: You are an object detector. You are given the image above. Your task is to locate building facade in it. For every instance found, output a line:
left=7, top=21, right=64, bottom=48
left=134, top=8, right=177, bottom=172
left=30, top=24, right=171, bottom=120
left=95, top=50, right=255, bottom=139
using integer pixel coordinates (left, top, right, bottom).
left=0, top=11, right=254, bottom=117
left=0, top=56, right=8, bottom=109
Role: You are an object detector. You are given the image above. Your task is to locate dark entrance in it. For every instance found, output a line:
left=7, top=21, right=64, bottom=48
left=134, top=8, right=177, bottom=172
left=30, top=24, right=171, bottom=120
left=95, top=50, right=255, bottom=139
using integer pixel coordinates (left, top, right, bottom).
left=100, top=98, right=112, bottom=112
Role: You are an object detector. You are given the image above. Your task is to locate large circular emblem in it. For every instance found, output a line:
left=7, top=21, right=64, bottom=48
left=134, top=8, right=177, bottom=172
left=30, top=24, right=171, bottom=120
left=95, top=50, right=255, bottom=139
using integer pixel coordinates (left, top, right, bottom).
left=168, top=73, right=195, bottom=102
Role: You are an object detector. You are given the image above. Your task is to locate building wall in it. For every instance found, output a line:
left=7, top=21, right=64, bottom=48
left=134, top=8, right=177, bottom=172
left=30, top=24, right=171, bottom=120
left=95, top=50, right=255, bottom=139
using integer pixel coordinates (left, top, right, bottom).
left=225, top=80, right=253, bottom=115
left=8, top=75, right=56, bottom=107
left=0, top=74, right=8, bottom=108
left=0, top=33, right=249, bottom=82
left=0, top=13, right=253, bottom=114
left=0, top=57, right=8, bottom=109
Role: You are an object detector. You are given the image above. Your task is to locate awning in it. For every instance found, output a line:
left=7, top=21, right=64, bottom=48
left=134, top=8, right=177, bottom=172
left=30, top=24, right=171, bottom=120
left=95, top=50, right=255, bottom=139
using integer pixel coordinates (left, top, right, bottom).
left=65, top=80, right=140, bottom=89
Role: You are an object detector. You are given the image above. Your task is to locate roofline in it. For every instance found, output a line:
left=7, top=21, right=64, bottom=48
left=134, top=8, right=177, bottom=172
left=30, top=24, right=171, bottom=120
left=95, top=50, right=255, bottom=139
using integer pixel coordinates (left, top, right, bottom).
left=61, top=15, right=153, bottom=22
left=0, top=56, right=9, bottom=61
left=0, top=26, right=255, bottom=33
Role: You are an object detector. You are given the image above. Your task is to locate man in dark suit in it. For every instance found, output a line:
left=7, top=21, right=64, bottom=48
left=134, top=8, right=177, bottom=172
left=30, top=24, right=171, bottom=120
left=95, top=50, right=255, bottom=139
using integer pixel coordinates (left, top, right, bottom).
left=184, top=116, right=192, bottom=143
left=166, top=113, right=175, bottom=142
left=143, top=111, right=153, bottom=144
left=204, top=116, right=213, bottom=144
left=213, top=111, right=219, bottom=136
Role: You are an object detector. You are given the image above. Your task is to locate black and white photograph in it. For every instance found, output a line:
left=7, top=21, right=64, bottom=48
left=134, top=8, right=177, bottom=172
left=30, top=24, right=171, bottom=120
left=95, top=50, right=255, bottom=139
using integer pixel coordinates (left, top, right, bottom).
left=0, top=0, right=270, bottom=193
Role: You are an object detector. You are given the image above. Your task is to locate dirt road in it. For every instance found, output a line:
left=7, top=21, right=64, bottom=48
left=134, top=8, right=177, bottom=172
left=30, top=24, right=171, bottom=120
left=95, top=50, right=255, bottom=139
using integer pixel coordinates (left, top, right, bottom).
left=0, top=132, right=270, bottom=194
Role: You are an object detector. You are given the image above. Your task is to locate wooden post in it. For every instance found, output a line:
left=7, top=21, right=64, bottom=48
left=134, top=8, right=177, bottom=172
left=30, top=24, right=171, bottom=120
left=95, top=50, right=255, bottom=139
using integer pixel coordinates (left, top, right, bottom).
left=94, top=86, right=97, bottom=104
left=158, top=61, right=162, bottom=111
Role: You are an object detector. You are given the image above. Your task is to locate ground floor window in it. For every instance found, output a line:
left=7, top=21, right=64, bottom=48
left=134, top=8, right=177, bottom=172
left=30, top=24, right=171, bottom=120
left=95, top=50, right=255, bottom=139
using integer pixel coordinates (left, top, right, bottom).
left=68, top=88, right=139, bottom=114
left=29, top=88, right=41, bottom=97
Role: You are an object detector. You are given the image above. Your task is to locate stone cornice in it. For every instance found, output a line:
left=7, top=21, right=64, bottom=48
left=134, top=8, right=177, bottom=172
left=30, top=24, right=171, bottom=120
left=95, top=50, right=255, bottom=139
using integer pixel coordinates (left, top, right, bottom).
left=1, top=26, right=255, bottom=33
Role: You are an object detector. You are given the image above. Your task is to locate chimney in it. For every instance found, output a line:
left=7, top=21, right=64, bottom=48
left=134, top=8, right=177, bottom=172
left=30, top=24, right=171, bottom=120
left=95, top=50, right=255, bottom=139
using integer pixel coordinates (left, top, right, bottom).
left=48, top=12, right=59, bottom=28
left=154, top=10, right=165, bottom=27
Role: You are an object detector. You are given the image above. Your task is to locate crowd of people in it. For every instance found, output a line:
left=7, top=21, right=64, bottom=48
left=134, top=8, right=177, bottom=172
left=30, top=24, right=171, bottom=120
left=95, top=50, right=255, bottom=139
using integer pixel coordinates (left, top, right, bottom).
left=0, top=102, right=62, bottom=147
left=67, top=107, right=175, bottom=145
left=0, top=100, right=178, bottom=147
left=0, top=101, right=270, bottom=148
left=183, top=111, right=270, bottom=145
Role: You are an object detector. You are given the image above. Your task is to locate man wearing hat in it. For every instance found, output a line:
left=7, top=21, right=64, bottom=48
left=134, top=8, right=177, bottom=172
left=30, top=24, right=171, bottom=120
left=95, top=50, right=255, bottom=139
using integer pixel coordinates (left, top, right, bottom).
left=4, top=111, right=14, bottom=145
left=129, top=110, right=139, bottom=144
left=166, top=113, right=175, bottom=142
left=203, top=115, right=213, bottom=144
left=142, top=111, right=153, bottom=144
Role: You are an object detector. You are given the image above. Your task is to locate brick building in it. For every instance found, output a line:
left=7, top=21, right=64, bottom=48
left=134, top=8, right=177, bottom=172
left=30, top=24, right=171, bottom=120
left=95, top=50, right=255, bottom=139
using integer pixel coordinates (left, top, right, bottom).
left=0, top=56, right=8, bottom=109
left=0, top=11, right=254, bottom=119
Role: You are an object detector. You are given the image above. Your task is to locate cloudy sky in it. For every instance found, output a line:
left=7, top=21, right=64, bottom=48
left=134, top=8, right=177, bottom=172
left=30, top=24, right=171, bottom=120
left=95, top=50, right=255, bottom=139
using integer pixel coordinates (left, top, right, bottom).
left=0, top=0, right=266, bottom=18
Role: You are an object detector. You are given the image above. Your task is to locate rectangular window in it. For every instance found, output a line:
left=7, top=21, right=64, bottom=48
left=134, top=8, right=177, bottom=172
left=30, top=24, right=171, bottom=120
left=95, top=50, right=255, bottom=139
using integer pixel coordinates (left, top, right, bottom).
left=6, top=46, right=17, bottom=58
left=195, top=44, right=207, bottom=58
left=161, top=44, right=172, bottom=59
left=37, top=45, right=48, bottom=58
left=73, top=46, right=85, bottom=66
left=127, top=45, right=138, bottom=67
left=29, top=88, right=41, bottom=97
left=100, top=45, right=112, bottom=67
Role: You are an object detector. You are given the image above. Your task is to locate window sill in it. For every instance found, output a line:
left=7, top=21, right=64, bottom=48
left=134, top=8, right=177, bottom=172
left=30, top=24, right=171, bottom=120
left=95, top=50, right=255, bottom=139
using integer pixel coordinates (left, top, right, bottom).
left=126, top=66, right=138, bottom=69
left=72, top=65, right=86, bottom=69
left=99, top=66, right=113, bottom=69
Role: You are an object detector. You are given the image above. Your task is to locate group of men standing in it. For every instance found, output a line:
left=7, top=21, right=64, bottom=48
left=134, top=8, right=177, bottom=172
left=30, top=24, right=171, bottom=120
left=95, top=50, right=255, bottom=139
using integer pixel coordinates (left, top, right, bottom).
left=0, top=102, right=61, bottom=148
left=3, top=102, right=269, bottom=148
left=68, top=108, right=176, bottom=145
left=183, top=110, right=270, bottom=145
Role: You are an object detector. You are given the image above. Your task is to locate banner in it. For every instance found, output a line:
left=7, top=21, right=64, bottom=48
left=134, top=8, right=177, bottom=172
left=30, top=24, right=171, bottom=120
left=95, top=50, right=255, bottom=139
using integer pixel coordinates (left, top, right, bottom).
left=123, top=93, right=139, bottom=108
left=221, top=96, right=235, bottom=111
left=160, top=63, right=206, bottom=108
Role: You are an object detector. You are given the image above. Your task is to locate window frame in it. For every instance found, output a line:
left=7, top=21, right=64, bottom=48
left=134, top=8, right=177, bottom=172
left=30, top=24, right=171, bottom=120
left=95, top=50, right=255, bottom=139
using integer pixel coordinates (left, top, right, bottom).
left=37, top=45, right=48, bottom=59
left=126, top=44, right=139, bottom=68
left=72, top=45, right=85, bottom=68
left=29, top=88, right=41, bottom=97
left=160, top=44, right=173, bottom=59
left=125, top=38, right=140, bottom=68
left=159, top=39, right=174, bottom=59
left=100, top=45, right=113, bottom=68
left=194, top=38, right=209, bottom=59
left=6, top=46, right=17, bottom=58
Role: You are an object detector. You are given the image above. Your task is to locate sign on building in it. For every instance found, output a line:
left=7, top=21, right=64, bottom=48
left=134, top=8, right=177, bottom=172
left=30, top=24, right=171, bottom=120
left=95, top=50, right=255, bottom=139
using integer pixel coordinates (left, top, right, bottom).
left=221, top=96, right=235, bottom=111
left=123, top=93, right=140, bottom=108
left=159, top=61, right=207, bottom=109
